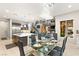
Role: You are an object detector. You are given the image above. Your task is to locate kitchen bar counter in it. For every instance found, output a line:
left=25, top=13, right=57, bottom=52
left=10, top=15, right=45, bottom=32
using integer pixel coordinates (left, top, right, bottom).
left=13, top=33, right=36, bottom=37
left=12, top=33, right=37, bottom=46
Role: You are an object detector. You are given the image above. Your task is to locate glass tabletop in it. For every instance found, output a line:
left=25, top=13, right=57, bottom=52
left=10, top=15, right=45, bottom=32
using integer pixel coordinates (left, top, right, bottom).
left=32, top=41, right=57, bottom=56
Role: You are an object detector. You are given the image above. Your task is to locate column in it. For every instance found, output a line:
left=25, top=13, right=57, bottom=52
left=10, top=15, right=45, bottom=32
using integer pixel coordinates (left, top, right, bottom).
left=9, top=19, right=12, bottom=40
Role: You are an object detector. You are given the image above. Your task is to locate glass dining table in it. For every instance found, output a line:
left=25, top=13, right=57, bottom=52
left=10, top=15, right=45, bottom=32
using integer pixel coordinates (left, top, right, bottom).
left=31, top=40, right=57, bottom=56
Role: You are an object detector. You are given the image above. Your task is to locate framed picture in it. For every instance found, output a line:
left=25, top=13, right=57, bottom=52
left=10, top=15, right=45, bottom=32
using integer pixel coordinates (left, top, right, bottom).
left=60, top=21, right=66, bottom=37
left=67, top=20, right=73, bottom=27
left=67, top=20, right=73, bottom=37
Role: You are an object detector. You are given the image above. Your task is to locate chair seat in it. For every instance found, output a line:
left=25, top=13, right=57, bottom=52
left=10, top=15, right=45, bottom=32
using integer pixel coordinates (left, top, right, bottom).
left=53, top=46, right=62, bottom=51
left=48, top=49, right=61, bottom=56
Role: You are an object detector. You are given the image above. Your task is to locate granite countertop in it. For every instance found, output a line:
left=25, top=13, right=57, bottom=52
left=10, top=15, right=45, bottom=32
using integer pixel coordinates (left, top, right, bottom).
left=13, top=33, right=36, bottom=37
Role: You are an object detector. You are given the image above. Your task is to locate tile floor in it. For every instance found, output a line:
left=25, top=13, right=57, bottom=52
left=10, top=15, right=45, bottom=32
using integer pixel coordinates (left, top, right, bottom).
left=0, top=39, right=20, bottom=56
left=63, top=38, right=79, bottom=56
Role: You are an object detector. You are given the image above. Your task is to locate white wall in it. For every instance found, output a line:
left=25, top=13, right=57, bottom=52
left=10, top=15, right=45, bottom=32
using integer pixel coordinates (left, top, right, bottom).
left=55, top=11, right=79, bottom=42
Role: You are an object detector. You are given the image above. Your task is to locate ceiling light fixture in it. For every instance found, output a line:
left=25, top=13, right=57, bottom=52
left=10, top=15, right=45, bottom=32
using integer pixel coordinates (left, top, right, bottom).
left=47, top=3, right=54, bottom=7
left=5, top=9, right=10, bottom=13
left=68, top=5, right=72, bottom=8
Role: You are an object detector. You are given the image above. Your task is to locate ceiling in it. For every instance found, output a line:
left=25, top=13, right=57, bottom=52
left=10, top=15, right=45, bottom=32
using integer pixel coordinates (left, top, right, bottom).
left=53, top=3, right=79, bottom=16
left=0, top=3, right=79, bottom=22
left=0, top=3, right=43, bottom=22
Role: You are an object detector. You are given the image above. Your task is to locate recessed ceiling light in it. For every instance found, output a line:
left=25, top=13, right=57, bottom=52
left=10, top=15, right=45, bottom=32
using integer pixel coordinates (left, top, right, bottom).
left=5, top=9, right=9, bottom=13
left=68, top=5, right=72, bottom=8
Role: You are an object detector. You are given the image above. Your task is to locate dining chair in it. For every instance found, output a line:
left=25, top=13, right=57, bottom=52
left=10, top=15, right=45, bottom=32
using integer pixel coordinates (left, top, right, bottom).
left=45, top=33, right=51, bottom=38
left=17, top=41, right=37, bottom=56
left=48, top=36, right=68, bottom=56
left=17, top=41, right=25, bottom=56
left=53, top=33, right=57, bottom=40
left=30, top=35, right=37, bottom=45
left=38, top=34, right=42, bottom=40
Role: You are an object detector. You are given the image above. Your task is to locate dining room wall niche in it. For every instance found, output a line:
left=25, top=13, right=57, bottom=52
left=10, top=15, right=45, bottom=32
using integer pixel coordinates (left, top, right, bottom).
left=60, top=20, right=73, bottom=38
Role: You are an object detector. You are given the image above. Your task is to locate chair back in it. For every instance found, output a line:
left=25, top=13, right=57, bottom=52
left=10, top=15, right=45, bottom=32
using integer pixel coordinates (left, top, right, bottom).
left=38, top=34, right=42, bottom=40
left=60, top=36, right=68, bottom=55
left=31, top=35, right=36, bottom=45
left=53, top=33, right=57, bottom=40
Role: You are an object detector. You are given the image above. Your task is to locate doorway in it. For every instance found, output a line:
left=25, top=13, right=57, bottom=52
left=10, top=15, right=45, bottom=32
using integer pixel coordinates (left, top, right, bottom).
left=0, top=19, right=10, bottom=40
